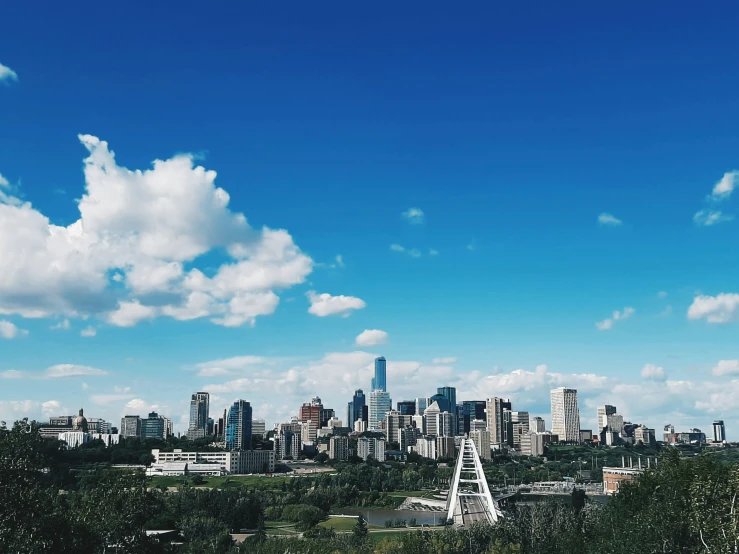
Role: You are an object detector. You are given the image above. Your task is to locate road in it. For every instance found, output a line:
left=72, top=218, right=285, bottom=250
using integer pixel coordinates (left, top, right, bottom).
left=459, top=496, right=488, bottom=525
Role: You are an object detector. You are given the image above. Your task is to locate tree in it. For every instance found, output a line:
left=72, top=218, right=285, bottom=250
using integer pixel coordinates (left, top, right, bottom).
left=353, top=515, right=369, bottom=543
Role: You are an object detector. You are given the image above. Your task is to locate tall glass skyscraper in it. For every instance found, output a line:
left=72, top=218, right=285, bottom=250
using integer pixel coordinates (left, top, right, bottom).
left=437, top=386, right=457, bottom=411
left=187, top=391, right=209, bottom=440
left=225, top=400, right=253, bottom=451
left=371, top=356, right=387, bottom=392
left=347, top=389, right=366, bottom=429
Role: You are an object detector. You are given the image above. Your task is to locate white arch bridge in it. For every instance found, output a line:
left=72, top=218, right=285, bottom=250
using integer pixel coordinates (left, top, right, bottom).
left=445, top=438, right=503, bottom=526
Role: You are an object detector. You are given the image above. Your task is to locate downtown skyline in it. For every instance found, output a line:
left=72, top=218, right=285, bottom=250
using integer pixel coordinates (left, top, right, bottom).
left=1, top=3, right=739, bottom=439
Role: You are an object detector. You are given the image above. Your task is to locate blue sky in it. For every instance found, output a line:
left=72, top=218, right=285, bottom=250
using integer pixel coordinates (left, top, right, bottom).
left=1, top=2, right=738, bottom=437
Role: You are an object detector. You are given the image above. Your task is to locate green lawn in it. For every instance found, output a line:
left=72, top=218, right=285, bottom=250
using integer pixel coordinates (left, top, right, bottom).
left=318, top=516, right=382, bottom=532
left=264, top=520, right=299, bottom=536
left=150, top=474, right=291, bottom=490
left=370, top=530, right=412, bottom=543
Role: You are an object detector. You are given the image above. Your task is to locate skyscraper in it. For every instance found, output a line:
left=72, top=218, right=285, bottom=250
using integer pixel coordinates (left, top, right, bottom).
left=597, top=405, right=617, bottom=432
left=188, top=391, right=209, bottom=439
left=437, top=387, right=457, bottom=412
left=141, top=412, right=165, bottom=439
left=550, top=387, right=580, bottom=443
left=299, top=397, right=322, bottom=423
left=530, top=416, right=546, bottom=432
left=429, top=392, right=452, bottom=413
left=462, top=400, right=486, bottom=434
left=120, top=415, right=141, bottom=438
left=368, top=390, right=392, bottom=430
left=486, top=397, right=512, bottom=445
left=347, top=389, right=366, bottom=429
left=713, top=420, right=726, bottom=443
left=226, top=400, right=253, bottom=451
left=397, top=401, right=416, bottom=415
left=372, top=356, right=387, bottom=392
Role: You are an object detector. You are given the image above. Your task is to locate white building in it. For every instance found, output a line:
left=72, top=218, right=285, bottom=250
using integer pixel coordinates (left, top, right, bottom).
left=354, top=420, right=368, bottom=433
left=510, top=411, right=530, bottom=449
left=415, top=397, right=429, bottom=416
left=357, top=437, right=385, bottom=461
left=470, top=419, right=487, bottom=432
left=91, top=433, right=120, bottom=447
left=147, top=462, right=225, bottom=477
left=150, top=449, right=274, bottom=474
left=597, top=405, right=617, bottom=432
left=252, top=419, right=266, bottom=437
left=301, top=420, right=318, bottom=443
left=713, top=420, right=726, bottom=443
left=368, top=390, right=392, bottom=431
left=470, top=429, right=491, bottom=460
left=58, top=431, right=91, bottom=449
left=550, top=387, right=580, bottom=443
left=414, top=436, right=437, bottom=459
left=529, top=416, right=545, bottom=433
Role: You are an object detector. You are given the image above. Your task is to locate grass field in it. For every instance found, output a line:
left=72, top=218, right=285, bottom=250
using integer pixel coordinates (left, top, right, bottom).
left=150, top=474, right=292, bottom=490
left=317, top=516, right=383, bottom=532
left=264, top=521, right=300, bottom=536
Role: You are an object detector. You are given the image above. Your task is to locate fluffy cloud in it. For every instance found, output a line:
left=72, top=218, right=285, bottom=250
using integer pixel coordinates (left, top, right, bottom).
left=44, top=364, right=107, bottom=378
left=710, top=170, right=738, bottom=200
left=51, top=319, right=71, bottom=330
left=641, top=364, right=666, bottom=381
left=0, top=136, right=312, bottom=328
left=194, top=355, right=271, bottom=377
left=432, top=357, right=457, bottom=364
left=0, top=62, right=18, bottom=84
left=355, top=329, right=389, bottom=346
left=401, top=207, right=424, bottom=224
left=0, top=320, right=27, bottom=339
left=712, top=360, right=739, bottom=376
left=389, top=244, right=422, bottom=258
left=688, top=293, right=739, bottom=324
left=693, top=209, right=733, bottom=227
left=429, top=249, right=439, bottom=256
left=598, top=213, right=622, bottom=226
left=307, top=291, right=366, bottom=317
left=80, top=326, right=97, bottom=337
left=1, top=370, right=24, bottom=379
left=596, top=307, right=634, bottom=330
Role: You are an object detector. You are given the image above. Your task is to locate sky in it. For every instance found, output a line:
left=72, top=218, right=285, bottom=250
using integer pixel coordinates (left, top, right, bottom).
left=1, top=2, right=739, bottom=438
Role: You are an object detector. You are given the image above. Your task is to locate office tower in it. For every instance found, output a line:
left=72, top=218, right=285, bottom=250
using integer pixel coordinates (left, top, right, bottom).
left=424, top=401, right=441, bottom=436
left=299, top=397, right=322, bottom=423
left=437, top=387, right=457, bottom=413
left=141, top=412, right=165, bottom=439
left=329, top=436, right=349, bottom=461
left=347, top=389, right=366, bottom=429
left=276, top=430, right=301, bottom=459
left=470, top=429, right=491, bottom=459
left=301, top=420, right=318, bottom=443
left=470, top=419, right=487, bottom=432
left=713, top=420, right=726, bottom=443
left=522, top=431, right=557, bottom=456
left=163, top=417, right=173, bottom=438
left=462, top=400, right=486, bottom=434
left=372, top=356, right=387, bottom=392
left=368, top=390, right=392, bottom=430
left=385, top=410, right=402, bottom=443
left=510, top=411, right=530, bottom=449
left=120, top=415, right=141, bottom=438
left=400, top=426, right=422, bottom=451
left=550, top=387, right=581, bottom=443
left=415, top=436, right=437, bottom=459
left=397, top=401, right=416, bottom=415
left=530, top=416, right=546, bottom=433
left=436, top=436, right=456, bottom=459
left=429, top=392, right=452, bottom=413
left=597, top=405, right=617, bottom=432
left=603, top=414, right=624, bottom=436
left=188, top=392, right=210, bottom=439
left=634, top=425, right=656, bottom=446
left=319, top=408, right=335, bottom=428
left=358, top=436, right=385, bottom=461
left=252, top=419, right=266, bottom=438
left=486, top=397, right=512, bottom=445
left=412, top=414, right=426, bottom=434
left=415, top=397, right=429, bottom=416
left=226, top=400, right=253, bottom=451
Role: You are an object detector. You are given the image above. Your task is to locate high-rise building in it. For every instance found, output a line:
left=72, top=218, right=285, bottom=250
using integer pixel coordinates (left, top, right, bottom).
left=347, top=389, right=366, bottom=429
left=510, top=411, right=530, bottom=449
left=397, top=401, right=416, bottom=415
left=550, top=387, right=580, bottom=443
left=437, top=387, right=457, bottom=413
left=225, top=400, right=252, bottom=451
left=436, top=436, right=456, bottom=459
left=120, top=415, right=141, bottom=438
left=275, top=430, right=301, bottom=459
left=301, top=420, right=318, bottom=443
left=424, top=401, right=441, bottom=436
left=462, top=401, right=486, bottom=434
left=188, top=392, right=210, bottom=439
left=358, top=436, right=385, bottom=461
left=299, top=397, right=322, bottom=424
left=368, top=390, right=392, bottom=430
left=470, top=429, right=491, bottom=460
left=400, top=426, right=422, bottom=451
left=522, top=431, right=558, bottom=456
left=486, top=397, right=512, bottom=445
left=329, top=436, right=349, bottom=460
left=415, top=397, right=429, bottom=416
left=713, top=420, right=726, bottom=443
left=470, top=419, right=487, bottom=432
left=415, top=436, right=437, bottom=459
left=429, top=392, right=452, bottom=413
left=634, top=425, right=656, bottom=446
left=371, top=356, right=387, bottom=392
left=141, top=412, right=165, bottom=440
left=530, top=416, right=546, bottom=433
left=597, top=405, right=617, bottom=432
left=252, top=419, right=266, bottom=438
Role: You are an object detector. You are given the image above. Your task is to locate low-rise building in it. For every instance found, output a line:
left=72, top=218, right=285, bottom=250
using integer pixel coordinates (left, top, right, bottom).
left=150, top=449, right=275, bottom=475
left=58, top=431, right=91, bottom=449
left=603, top=466, right=643, bottom=495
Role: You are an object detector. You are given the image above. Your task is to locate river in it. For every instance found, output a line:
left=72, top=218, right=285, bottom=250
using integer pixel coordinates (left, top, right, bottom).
left=337, top=507, right=444, bottom=526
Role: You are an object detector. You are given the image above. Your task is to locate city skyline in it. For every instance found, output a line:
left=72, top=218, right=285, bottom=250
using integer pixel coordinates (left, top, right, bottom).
left=2, top=4, right=739, bottom=439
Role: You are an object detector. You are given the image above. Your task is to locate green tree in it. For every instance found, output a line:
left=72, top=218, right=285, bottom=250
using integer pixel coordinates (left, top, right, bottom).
left=353, top=515, right=369, bottom=543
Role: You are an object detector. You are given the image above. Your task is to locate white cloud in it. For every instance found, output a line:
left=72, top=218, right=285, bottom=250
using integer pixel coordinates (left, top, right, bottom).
left=693, top=209, right=733, bottom=226
left=306, top=291, right=366, bottom=317
left=124, top=398, right=159, bottom=414
left=390, top=244, right=422, bottom=258
left=194, top=355, right=271, bottom=377
left=688, top=293, right=739, bottom=324
left=429, top=249, right=439, bottom=256
left=0, top=136, right=312, bottom=328
left=641, top=364, right=666, bottom=381
left=712, top=360, right=739, bottom=376
left=401, top=207, right=424, bottom=224
left=658, top=291, right=668, bottom=298
left=1, top=370, right=24, bottom=379
left=44, top=364, right=107, bottom=378
left=390, top=244, right=405, bottom=252
left=51, top=319, right=70, bottom=330
left=355, top=329, right=388, bottom=346
left=0, top=62, right=18, bottom=84
left=80, top=326, right=97, bottom=337
left=596, top=307, right=634, bottom=330
left=598, top=213, right=622, bottom=226
left=0, top=320, right=27, bottom=339
left=90, top=394, right=135, bottom=405
left=432, top=357, right=457, bottom=364
left=407, top=248, right=421, bottom=258
left=335, top=255, right=345, bottom=268
left=41, top=400, right=63, bottom=418
left=466, top=240, right=477, bottom=251
left=710, top=170, right=738, bottom=200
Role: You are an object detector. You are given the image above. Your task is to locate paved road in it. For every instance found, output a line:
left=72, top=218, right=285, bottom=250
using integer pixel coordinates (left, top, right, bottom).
left=460, top=496, right=488, bottom=525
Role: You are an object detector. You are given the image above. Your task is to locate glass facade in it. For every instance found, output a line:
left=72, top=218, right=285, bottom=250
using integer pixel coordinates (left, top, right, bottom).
left=226, top=400, right=253, bottom=451
left=372, top=356, right=387, bottom=391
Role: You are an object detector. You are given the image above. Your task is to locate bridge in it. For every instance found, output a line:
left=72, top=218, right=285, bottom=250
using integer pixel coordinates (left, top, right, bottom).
left=445, top=438, right=502, bottom=526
